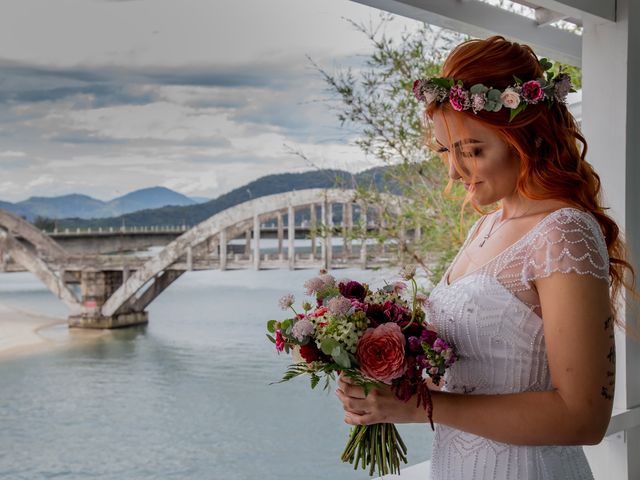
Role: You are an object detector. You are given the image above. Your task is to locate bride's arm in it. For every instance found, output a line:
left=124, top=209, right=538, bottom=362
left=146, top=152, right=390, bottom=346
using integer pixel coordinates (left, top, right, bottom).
left=337, top=272, right=614, bottom=446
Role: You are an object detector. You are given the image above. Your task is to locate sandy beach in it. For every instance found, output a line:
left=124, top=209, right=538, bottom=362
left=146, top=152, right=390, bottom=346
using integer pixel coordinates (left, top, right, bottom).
left=0, top=302, right=110, bottom=362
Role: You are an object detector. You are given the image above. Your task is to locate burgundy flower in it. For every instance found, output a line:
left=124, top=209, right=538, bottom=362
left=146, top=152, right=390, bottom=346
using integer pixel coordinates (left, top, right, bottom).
left=299, top=342, right=321, bottom=363
left=448, top=85, right=470, bottom=111
left=521, top=80, right=544, bottom=104
left=420, top=328, right=438, bottom=347
left=408, top=336, right=423, bottom=353
left=365, top=303, right=389, bottom=327
left=339, top=280, right=367, bottom=301
left=383, top=300, right=411, bottom=324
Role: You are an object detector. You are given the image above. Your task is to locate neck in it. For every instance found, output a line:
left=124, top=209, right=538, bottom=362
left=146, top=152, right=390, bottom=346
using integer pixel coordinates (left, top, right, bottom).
left=498, top=195, right=536, bottom=220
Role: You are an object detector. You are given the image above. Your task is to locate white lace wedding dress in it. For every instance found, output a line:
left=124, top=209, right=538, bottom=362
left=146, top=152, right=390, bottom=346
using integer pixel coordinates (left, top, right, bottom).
left=426, top=207, right=610, bottom=480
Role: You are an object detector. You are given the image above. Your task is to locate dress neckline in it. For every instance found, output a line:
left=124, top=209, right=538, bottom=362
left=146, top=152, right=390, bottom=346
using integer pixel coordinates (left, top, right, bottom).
left=444, top=206, right=584, bottom=287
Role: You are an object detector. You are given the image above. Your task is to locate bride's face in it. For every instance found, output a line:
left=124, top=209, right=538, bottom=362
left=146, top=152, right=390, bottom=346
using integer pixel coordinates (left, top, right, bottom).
left=431, top=110, right=520, bottom=206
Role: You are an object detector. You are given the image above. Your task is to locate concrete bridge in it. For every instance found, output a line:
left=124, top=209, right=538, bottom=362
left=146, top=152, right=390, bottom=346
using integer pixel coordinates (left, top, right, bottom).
left=0, top=188, right=416, bottom=329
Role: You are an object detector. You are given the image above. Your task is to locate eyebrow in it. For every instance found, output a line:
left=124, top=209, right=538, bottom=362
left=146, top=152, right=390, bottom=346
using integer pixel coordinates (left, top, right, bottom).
left=435, top=138, right=483, bottom=151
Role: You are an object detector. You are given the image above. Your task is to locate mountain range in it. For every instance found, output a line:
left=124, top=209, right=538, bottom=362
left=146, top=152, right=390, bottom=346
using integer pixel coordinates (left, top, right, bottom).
left=0, top=187, right=206, bottom=221
left=1, top=166, right=398, bottom=229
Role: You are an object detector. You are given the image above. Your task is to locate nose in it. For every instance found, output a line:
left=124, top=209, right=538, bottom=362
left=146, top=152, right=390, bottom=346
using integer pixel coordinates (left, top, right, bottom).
left=447, top=159, right=462, bottom=181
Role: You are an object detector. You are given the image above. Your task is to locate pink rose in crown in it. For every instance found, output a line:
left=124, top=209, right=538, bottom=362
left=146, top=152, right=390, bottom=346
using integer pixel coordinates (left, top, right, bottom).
left=356, top=322, right=407, bottom=384
left=521, top=80, right=544, bottom=104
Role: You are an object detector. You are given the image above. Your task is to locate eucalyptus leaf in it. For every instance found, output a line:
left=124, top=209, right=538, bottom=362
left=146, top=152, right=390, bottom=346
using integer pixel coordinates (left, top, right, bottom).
left=267, top=320, right=278, bottom=333
left=321, top=338, right=340, bottom=355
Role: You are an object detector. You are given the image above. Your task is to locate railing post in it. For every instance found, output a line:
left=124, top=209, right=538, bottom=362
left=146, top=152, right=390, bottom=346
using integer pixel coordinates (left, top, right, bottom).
left=219, top=229, right=227, bottom=271
left=310, top=202, right=317, bottom=259
left=288, top=204, right=295, bottom=270
left=186, top=245, right=193, bottom=271
left=360, top=203, right=368, bottom=269
left=253, top=213, right=260, bottom=270
left=344, top=201, right=353, bottom=258
left=276, top=211, right=284, bottom=258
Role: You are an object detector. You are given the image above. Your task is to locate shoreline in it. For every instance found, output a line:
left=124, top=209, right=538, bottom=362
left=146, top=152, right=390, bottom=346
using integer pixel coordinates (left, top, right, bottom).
left=0, top=302, right=110, bottom=362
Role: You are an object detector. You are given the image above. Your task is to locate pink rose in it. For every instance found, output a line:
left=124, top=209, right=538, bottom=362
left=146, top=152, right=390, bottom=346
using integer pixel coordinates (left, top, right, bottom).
left=356, top=322, right=407, bottom=384
left=500, top=87, right=521, bottom=109
left=521, top=80, right=544, bottom=104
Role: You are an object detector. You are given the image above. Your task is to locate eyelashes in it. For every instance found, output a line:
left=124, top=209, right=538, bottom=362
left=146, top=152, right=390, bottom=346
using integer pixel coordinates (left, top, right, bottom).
left=436, top=147, right=482, bottom=158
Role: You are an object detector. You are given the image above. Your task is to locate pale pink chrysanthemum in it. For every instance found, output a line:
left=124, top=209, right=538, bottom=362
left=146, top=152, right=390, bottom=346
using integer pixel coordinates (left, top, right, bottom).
left=327, top=296, right=353, bottom=316
left=278, top=293, right=295, bottom=310
left=303, top=277, right=325, bottom=295
left=319, top=273, right=336, bottom=288
left=291, top=318, right=315, bottom=341
left=471, top=92, right=487, bottom=114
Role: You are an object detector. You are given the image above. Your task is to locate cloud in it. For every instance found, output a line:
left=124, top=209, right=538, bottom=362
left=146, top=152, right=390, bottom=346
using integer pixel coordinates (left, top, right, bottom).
left=0, top=150, right=26, bottom=157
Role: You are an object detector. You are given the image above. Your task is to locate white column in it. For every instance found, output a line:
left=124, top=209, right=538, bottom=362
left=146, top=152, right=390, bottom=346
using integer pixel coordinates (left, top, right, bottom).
left=253, top=213, right=260, bottom=271
left=288, top=204, right=295, bottom=270
left=581, top=1, right=640, bottom=478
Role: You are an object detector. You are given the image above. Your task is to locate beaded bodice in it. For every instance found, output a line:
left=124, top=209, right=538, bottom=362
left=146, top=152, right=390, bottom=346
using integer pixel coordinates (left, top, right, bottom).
left=426, top=207, right=609, bottom=479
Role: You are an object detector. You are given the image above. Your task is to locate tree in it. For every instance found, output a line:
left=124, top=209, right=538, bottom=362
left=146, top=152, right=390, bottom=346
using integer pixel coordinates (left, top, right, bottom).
left=300, top=12, right=582, bottom=284
left=300, top=14, right=473, bottom=282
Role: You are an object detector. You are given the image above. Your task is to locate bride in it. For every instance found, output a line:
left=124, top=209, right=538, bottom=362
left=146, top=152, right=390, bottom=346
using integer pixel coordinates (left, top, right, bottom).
left=335, top=35, right=639, bottom=479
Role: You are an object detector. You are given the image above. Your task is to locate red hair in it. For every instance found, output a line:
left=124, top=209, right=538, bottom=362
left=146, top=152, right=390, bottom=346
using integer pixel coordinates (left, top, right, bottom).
left=423, top=35, right=638, bottom=337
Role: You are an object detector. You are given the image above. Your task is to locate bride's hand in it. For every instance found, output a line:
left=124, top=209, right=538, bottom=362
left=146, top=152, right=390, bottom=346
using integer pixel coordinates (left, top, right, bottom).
left=335, top=374, right=419, bottom=425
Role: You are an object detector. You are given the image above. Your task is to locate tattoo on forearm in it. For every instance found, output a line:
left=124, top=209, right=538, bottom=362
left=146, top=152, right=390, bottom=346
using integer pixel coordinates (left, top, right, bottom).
left=601, top=315, right=615, bottom=401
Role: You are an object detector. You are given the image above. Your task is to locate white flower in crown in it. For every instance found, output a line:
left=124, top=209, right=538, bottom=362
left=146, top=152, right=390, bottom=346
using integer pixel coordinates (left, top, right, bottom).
left=500, top=87, right=521, bottom=109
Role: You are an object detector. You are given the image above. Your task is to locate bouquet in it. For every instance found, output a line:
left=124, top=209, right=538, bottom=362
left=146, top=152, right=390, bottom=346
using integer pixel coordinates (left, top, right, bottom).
left=266, top=266, right=458, bottom=477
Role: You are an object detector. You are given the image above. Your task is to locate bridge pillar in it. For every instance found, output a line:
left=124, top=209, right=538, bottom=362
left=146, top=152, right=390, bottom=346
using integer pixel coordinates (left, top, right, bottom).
left=68, top=269, right=148, bottom=329
left=325, top=201, right=333, bottom=270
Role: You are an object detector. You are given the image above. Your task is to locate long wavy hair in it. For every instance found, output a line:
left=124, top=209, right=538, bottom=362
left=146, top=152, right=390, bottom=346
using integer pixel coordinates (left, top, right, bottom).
left=422, top=35, right=639, bottom=338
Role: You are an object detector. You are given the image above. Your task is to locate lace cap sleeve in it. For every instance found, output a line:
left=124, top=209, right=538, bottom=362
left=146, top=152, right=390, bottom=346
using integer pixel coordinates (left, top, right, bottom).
left=523, top=209, right=610, bottom=286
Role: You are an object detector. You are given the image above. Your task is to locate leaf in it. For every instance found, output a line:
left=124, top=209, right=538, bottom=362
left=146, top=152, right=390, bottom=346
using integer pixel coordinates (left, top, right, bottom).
left=270, top=362, right=310, bottom=385
left=320, top=338, right=340, bottom=355
left=334, top=350, right=352, bottom=368
left=310, top=373, right=320, bottom=389
left=508, top=103, right=527, bottom=122
left=513, top=75, right=523, bottom=85
left=266, top=333, right=276, bottom=344
left=267, top=320, right=278, bottom=333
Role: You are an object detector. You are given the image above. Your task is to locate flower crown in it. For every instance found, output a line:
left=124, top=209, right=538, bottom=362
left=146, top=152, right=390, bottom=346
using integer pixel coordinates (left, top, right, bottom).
left=413, top=58, right=575, bottom=122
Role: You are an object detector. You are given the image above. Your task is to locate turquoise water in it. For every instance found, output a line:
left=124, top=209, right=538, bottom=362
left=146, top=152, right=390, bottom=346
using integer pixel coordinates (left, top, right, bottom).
left=0, top=268, right=433, bottom=480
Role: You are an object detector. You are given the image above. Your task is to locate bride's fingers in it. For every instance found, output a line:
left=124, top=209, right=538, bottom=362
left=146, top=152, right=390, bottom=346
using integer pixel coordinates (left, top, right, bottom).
left=335, top=388, right=371, bottom=412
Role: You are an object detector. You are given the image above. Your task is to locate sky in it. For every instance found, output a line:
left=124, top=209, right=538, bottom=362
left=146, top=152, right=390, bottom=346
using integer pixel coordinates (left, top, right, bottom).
left=0, top=0, right=430, bottom=202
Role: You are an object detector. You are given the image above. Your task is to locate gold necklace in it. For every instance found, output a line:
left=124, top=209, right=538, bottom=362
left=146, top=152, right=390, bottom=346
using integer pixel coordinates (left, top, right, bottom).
left=478, top=205, right=536, bottom=247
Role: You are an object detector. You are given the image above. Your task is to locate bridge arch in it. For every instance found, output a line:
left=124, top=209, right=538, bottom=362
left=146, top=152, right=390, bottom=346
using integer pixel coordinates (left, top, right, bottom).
left=0, top=209, right=83, bottom=314
left=101, top=188, right=401, bottom=319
